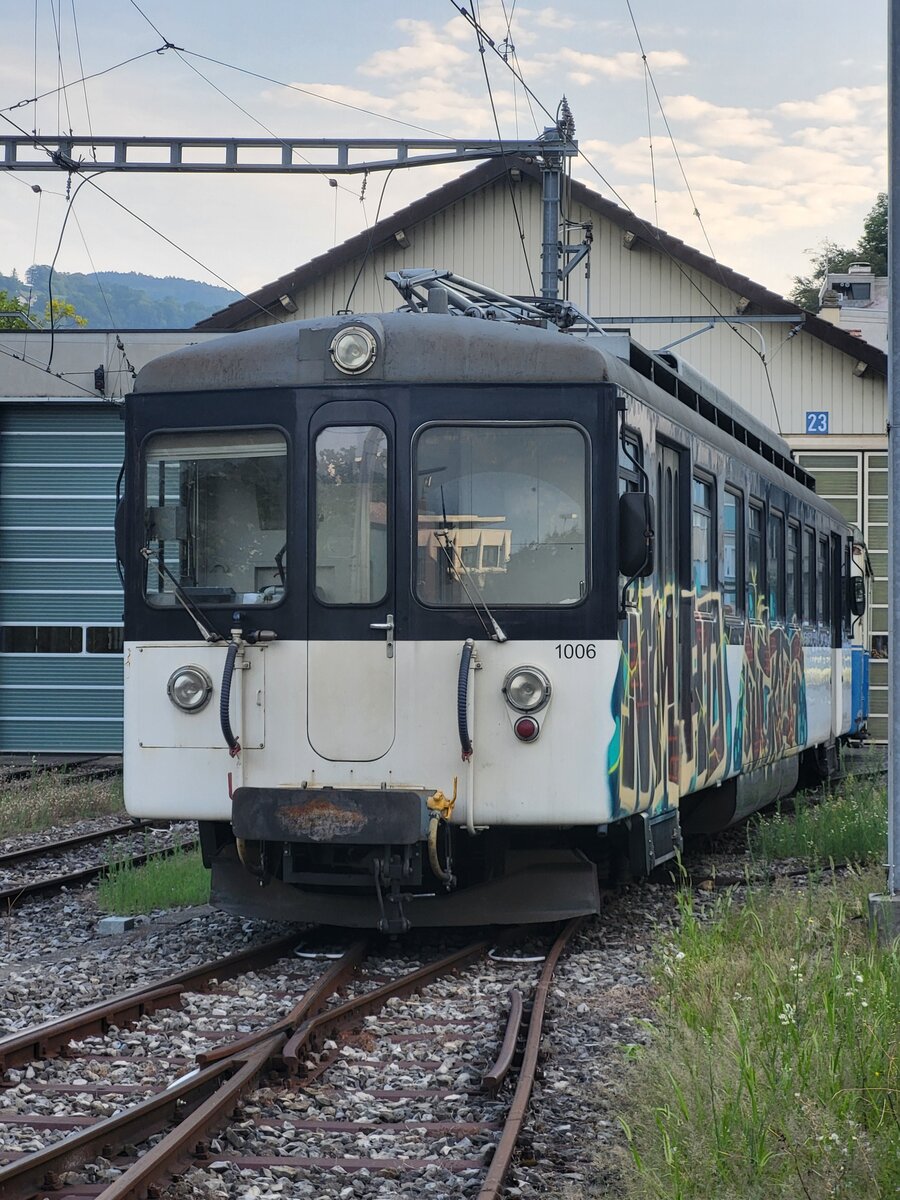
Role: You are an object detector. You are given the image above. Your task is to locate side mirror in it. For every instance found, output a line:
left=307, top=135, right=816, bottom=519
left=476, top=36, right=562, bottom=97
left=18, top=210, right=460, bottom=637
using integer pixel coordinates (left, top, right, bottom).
left=850, top=574, right=866, bottom=616
left=619, top=491, right=654, bottom=579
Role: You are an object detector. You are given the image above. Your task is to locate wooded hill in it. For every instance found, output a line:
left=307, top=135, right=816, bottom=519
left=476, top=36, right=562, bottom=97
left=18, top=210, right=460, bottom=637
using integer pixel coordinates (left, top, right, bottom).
left=0, top=266, right=239, bottom=328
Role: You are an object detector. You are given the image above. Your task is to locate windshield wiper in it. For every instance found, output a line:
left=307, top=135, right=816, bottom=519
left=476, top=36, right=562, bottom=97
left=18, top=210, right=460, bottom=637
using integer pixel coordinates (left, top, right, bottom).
left=141, top=547, right=224, bottom=643
left=435, top=490, right=507, bottom=642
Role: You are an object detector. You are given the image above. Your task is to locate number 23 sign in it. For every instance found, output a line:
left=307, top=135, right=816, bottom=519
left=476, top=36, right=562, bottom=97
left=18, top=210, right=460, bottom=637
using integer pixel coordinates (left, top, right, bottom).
left=806, top=411, right=829, bottom=434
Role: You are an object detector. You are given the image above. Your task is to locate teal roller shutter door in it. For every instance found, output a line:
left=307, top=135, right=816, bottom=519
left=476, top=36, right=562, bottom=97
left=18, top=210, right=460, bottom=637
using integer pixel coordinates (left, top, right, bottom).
left=0, top=402, right=124, bottom=753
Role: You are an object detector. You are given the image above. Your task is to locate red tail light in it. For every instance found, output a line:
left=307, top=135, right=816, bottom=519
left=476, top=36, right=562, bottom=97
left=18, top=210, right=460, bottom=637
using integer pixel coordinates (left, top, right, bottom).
left=514, top=716, right=540, bottom=742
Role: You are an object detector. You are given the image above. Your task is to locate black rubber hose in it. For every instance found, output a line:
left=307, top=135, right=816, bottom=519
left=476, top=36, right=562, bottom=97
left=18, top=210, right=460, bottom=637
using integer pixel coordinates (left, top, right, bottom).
left=457, top=639, right=474, bottom=760
left=220, top=641, right=241, bottom=757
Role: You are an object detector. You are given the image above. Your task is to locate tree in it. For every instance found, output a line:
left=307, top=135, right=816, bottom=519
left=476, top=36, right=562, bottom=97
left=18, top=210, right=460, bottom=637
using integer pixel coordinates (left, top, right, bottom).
left=789, top=193, right=888, bottom=312
left=0, top=290, right=28, bottom=331
left=857, top=192, right=887, bottom=275
left=40, top=298, right=88, bottom=329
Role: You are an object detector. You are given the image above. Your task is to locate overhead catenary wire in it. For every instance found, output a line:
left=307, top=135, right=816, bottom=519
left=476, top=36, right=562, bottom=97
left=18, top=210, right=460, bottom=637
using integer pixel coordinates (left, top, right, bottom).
left=48, top=0, right=74, bottom=136
left=69, top=0, right=97, bottom=160
left=127, top=0, right=456, bottom=141
left=137, top=31, right=361, bottom=201
left=449, top=0, right=787, bottom=433
left=0, top=108, right=288, bottom=330
left=624, top=0, right=721, bottom=272
left=343, top=168, right=395, bottom=312
left=471, top=0, right=536, bottom=294
left=0, top=339, right=102, bottom=397
left=1, top=45, right=172, bottom=114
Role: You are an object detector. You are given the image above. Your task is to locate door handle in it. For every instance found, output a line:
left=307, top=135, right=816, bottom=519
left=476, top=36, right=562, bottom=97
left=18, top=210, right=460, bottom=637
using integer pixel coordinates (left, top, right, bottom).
left=369, top=612, right=394, bottom=659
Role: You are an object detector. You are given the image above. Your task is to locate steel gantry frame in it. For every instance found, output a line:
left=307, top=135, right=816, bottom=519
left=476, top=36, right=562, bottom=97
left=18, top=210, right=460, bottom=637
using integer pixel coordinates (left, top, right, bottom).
left=0, top=131, right=579, bottom=302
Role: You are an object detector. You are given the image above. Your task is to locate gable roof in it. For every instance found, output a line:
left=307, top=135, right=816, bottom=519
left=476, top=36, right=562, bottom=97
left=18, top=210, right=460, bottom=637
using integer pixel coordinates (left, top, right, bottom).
left=195, top=159, right=887, bottom=377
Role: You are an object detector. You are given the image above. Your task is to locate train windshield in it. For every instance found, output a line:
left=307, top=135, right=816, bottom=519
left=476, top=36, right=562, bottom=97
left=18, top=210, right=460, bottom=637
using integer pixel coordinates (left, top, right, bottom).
left=415, top=424, right=588, bottom=606
left=142, top=429, right=287, bottom=607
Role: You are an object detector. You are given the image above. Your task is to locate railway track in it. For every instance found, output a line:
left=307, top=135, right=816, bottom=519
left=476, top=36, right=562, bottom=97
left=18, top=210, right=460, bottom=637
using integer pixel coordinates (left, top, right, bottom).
left=0, top=822, right=196, bottom=905
left=0, top=921, right=582, bottom=1198
left=0, top=758, right=122, bottom=788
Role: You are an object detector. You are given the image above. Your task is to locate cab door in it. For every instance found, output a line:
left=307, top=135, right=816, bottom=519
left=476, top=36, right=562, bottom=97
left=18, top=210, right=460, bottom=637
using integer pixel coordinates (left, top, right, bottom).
left=307, top=401, right=395, bottom=761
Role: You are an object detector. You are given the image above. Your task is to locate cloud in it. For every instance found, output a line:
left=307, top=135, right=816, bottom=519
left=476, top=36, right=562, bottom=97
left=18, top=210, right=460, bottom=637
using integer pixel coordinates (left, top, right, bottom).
left=777, top=85, right=886, bottom=122
left=554, top=47, right=688, bottom=81
left=360, top=28, right=470, bottom=80
left=662, top=95, right=776, bottom=148
left=533, top=7, right=577, bottom=30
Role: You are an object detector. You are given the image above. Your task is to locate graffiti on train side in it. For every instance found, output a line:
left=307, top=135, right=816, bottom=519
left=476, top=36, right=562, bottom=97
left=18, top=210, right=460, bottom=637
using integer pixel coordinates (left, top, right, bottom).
left=608, top=587, right=809, bottom=817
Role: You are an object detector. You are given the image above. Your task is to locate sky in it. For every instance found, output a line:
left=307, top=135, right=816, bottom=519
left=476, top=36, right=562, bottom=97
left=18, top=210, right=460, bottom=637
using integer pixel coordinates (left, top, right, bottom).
left=0, top=1, right=888, bottom=306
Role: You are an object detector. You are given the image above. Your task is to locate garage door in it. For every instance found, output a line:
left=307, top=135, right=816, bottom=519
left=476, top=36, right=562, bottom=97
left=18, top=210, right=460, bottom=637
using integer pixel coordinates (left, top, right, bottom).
left=0, top=402, right=124, bottom=752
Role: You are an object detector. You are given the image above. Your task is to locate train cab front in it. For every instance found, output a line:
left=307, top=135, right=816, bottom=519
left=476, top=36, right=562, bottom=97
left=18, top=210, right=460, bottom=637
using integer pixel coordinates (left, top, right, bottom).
left=123, top=311, right=626, bottom=931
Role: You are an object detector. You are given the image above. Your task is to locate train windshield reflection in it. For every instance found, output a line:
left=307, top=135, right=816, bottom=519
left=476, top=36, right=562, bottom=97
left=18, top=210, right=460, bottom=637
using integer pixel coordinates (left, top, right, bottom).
left=415, top=424, right=588, bottom=606
left=143, top=429, right=287, bottom=607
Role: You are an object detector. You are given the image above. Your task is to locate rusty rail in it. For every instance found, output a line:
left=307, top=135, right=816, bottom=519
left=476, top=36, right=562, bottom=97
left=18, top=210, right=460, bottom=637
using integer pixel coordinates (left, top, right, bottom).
left=482, top=987, right=524, bottom=1095
left=0, top=820, right=152, bottom=869
left=0, top=936, right=356, bottom=1200
left=0, top=923, right=577, bottom=1199
left=282, top=934, right=495, bottom=1068
left=478, top=916, right=586, bottom=1200
left=0, top=838, right=198, bottom=904
left=0, top=931, right=303, bottom=1069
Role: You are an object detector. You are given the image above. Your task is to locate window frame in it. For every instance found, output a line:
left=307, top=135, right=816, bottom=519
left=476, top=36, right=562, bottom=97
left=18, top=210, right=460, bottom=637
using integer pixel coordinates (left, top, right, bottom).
left=768, top=507, right=786, bottom=624
left=722, top=485, right=744, bottom=618
left=691, top=471, right=716, bottom=597
left=747, top=499, right=766, bottom=620
left=817, top=533, right=831, bottom=626
left=803, top=526, right=816, bottom=626
left=140, top=424, right=290, bottom=610
left=411, top=419, right=592, bottom=610
left=786, top=518, right=801, bottom=625
left=313, top=422, right=391, bottom=608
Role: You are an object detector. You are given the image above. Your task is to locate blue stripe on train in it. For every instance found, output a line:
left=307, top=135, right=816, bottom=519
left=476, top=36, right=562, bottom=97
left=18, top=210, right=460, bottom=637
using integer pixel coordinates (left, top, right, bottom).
left=849, top=646, right=870, bottom=735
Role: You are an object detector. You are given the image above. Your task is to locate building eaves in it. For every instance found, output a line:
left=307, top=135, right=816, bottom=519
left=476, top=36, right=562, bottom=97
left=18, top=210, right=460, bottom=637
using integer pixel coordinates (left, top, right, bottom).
left=195, top=158, right=887, bottom=378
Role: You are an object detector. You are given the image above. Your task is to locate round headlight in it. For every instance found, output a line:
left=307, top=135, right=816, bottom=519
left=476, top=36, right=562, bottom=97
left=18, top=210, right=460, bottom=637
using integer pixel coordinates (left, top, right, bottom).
left=167, top=665, right=213, bottom=713
left=503, top=666, right=551, bottom=713
left=330, top=325, right=377, bottom=374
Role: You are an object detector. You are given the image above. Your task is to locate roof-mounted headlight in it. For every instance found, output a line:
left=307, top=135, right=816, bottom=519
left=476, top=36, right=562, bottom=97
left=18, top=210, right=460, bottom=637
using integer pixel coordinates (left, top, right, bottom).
left=330, top=325, right=377, bottom=374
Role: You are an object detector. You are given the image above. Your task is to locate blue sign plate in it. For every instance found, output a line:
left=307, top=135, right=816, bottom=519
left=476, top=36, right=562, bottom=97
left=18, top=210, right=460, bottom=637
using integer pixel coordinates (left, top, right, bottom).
left=805, top=411, right=829, bottom=434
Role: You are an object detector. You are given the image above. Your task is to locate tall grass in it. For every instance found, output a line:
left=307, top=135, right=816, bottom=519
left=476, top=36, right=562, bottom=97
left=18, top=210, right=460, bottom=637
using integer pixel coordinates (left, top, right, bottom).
left=749, top=774, right=887, bottom=868
left=619, top=871, right=900, bottom=1200
left=98, top=843, right=209, bottom=914
left=0, top=768, right=124, bottom=838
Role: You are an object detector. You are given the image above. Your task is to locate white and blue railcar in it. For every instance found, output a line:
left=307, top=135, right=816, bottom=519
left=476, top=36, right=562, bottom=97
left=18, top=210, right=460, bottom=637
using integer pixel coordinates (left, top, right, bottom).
left=121, top=302, right=869, bottom=931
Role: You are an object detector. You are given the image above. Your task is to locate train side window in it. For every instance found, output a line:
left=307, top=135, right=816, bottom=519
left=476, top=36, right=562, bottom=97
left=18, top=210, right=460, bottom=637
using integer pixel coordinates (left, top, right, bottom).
left=723, top=488, right=743, bottom=616
left=315, top=425, right=388, bottom=604
left=768, top=509, right=785, bottom=623
left=415, top=424, right=588, bottom=607
left=844, top=537, right=852, bottom=631
left=691, top=475, right=714, bottom=595
left=786, top=520, right=801, bottom=624
left=747, top=501, right=765, bottom=619
left=817, top=534, right=830, bottom=625
left=803, top=527, right=815, bottom=625
left=618, top=430, right=641, bottom=495
left=618, top=431, right=642, bottom=606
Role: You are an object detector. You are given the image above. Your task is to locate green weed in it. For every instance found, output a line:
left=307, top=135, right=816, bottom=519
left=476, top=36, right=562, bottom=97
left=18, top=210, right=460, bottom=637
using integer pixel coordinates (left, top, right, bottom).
left=618, top=870, right=900, bottom=1200
left=749, top=775, right=887, bottom=868
left=98, top=842, right=209, bottom=914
